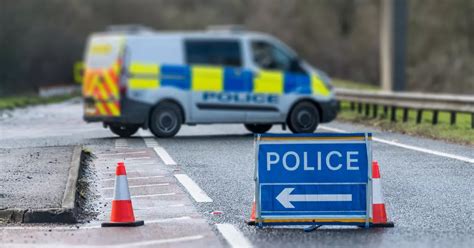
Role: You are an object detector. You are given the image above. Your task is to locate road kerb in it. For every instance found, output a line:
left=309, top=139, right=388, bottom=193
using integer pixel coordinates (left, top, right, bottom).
left=0, top=146, right=83, bottom=224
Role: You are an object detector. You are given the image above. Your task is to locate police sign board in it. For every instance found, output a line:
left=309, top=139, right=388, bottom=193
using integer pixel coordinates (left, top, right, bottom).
left=254, top=133, right=372, bottom=227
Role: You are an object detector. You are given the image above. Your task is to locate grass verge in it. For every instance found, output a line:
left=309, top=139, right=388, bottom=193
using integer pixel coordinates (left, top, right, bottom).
left=0, top=93, right=79, bottom=110
left=337, top=101, right=474, bottom=146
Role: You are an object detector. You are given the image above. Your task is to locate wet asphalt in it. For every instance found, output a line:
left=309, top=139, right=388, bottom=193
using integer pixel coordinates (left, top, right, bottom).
left=0, top=99, right=473, bottom=247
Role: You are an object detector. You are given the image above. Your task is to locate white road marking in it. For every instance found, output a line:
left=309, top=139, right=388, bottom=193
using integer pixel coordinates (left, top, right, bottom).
left=114, top=139, right=128, bottom=148
left=2, top=235, right=205, bottom=247
left=127, top=162, right=155, bottom=166
left=105, top=192, right=176, bottom=200
left=101, top=175, right=164, bottom=181
left=154, top=147, right=177, bottom=165
left=141, top=136, right=177, bottom=165
left=143, top=137, right=160, bottom=147
left=99, top=169, right=160, bottom=175
left=174, top=174, right=213, bottom=202
left=124, top=156, right=151, bottom=160
left=131, top=192, right=176, bottom=198
left=135, top=204, right=186, bottom=211
left=216, top=223, right=253, bottom=248
left=99, top=151, right=147, bottom=156
left=319, top=125, right=474, bottom=164
left=101, top=183, right=169, bottom=190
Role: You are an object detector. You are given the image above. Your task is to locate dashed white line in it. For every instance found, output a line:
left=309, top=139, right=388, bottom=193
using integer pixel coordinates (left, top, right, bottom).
left=143, top=137, right=160, bottom=147
left=154, top=147, right=177, bottom=165
left=319, top=125, right=474, bottom=164
left=141, top=136, right=177, bottom=165
left=174, top=174, right=213, bottom=202
left=216, top=224, right=253, bottom=248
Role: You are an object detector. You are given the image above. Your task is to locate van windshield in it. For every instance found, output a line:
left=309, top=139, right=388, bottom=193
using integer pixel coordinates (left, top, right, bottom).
left=85, top=36, right=123, bottom=69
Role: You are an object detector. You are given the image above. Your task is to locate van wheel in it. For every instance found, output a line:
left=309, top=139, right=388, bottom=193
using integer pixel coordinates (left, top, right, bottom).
left=244, top=124, right=272, bottom=134
left=109, top=124, right=139, bottom=138
left=149, top=102, right=182, bottom=138
left=287, top=101, right=319, bottom=133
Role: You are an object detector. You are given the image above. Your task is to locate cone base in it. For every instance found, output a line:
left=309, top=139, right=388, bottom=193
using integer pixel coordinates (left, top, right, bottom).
left=101, top=220, right=144, bottom=227
left=245, top=220, right=256, bottom=226
left=368, top=221, right=395, bottom=228
left=358, top=221, right=395, bottom=228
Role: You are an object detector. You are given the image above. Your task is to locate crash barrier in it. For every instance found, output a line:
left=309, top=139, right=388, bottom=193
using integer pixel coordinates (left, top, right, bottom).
left=247, top=133, right=394, bottom=229
left=102, top=162, right=144, bottom=227
left=38, top=85, right=80, bottom=98
left=335, top=88, right=474, bottom=128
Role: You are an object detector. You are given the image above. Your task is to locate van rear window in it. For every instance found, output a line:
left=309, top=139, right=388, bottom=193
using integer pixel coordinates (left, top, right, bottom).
left=185, top=40, right=242, bottom=67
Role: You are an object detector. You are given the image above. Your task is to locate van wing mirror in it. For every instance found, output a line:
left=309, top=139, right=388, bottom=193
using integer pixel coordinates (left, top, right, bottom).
left=289, top=58, right=305, bottom=73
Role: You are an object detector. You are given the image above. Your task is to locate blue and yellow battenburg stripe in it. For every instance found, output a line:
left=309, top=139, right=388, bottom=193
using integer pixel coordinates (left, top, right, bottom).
left=127, top=62, right=330, bottom=96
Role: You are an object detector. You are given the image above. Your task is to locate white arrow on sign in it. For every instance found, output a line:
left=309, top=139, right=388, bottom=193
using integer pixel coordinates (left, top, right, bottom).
left=276, top=188, right=353, bottom=208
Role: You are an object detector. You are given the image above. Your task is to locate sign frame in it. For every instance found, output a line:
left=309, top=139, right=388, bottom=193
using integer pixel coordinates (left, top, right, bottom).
left=254, top=132, right=373, bottom=228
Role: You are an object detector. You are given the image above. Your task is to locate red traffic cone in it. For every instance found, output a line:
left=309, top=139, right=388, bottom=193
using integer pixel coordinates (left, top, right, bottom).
left=102, top=162, right=144, bottom=227
left=370, top=161, right=394, bottom=227
left=246, top=195, right=256, bottom=225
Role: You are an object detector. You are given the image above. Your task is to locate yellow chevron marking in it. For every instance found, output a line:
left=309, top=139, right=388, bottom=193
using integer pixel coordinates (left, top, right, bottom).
left=95, top=103, right=107, bottom=115
left=107, top=102, right=120, bottom=116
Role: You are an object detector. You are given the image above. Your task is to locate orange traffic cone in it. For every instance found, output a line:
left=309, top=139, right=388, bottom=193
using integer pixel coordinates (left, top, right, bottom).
left=246, top=195, right=256, bottom=225
left=102, top=162, right=144, bottom=227
left=370, top=161, right=394, bottom=227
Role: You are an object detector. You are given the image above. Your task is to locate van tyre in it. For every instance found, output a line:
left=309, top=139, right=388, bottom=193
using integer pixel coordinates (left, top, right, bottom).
left=149, top=102, right=182, bottom=138
left=244, top=124, right=272, bottom=134
left=109, top=124, right=139, bottom=138
left=287, top=101, right=320, bottom=133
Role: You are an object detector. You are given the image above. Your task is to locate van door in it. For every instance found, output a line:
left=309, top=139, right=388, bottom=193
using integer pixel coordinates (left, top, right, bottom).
left=247, top=40, right=308, bottom=123
left=83, top=35, right=123, bottom=119
left=185, top=39, right=248, bottom=123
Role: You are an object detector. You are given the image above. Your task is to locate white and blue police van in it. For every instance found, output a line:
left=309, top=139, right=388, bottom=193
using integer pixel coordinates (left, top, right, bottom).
left=82, top=25, right=337, bottom=138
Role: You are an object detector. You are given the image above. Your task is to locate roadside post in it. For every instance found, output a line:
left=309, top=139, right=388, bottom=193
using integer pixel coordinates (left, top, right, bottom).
left=252, top=133, right=392, bottom=228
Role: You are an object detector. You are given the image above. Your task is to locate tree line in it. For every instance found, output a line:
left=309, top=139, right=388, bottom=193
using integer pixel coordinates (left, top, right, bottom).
left=0, top=0, right=472, bottom=95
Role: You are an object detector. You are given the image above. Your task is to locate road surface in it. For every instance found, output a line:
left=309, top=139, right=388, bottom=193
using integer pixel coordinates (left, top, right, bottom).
left=0, top=99, right=473, bottom=247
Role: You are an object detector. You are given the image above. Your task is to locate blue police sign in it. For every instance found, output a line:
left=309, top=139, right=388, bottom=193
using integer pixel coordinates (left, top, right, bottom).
left=254, top=133, right=372, bottom=226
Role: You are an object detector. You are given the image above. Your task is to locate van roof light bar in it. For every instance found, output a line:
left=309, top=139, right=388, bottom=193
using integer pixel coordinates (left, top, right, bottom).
left=106, top=25, right=154, bottom=33
left=206, top=25, right=246, bottom=33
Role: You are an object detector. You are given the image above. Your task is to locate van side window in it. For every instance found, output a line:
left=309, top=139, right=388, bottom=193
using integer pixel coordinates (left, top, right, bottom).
left=185, top=40, right=242, bottom=67
left=251, top=41, right=305, bottom=74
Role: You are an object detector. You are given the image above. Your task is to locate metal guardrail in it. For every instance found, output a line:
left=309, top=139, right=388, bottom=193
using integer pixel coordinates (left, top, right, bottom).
left=335, top=88, right=474, bottom=128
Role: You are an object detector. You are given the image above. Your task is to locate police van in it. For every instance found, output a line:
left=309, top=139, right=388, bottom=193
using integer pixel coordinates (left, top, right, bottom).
left=82, top=25, right=337, bottom=138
